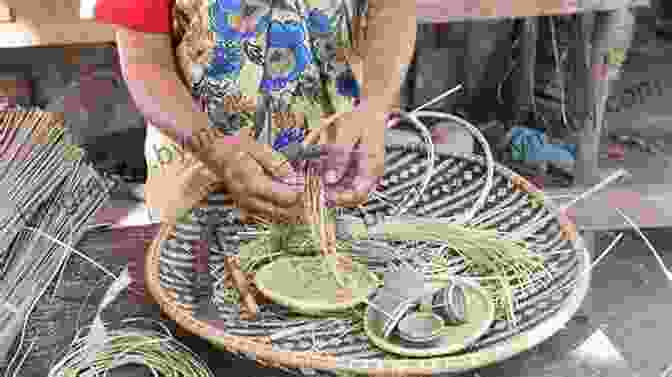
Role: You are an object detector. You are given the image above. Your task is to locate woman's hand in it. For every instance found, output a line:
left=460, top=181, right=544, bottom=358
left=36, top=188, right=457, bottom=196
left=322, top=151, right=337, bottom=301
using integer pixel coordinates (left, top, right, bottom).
left=217, top=130, right=305, bottom=223
left=319, top=105, right=388, bottom=208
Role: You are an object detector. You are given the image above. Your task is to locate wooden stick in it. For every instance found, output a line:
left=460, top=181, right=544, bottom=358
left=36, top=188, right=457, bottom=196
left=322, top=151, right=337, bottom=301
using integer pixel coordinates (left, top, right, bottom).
left=304, top=172, right=334, bottom=257
left=568, top=9, right=635, bottom=257
left=224, top=256, right=259, bottom=320
left=302, top=111, right=348, bottom=147
left=512, top=18, right=538, bottom=118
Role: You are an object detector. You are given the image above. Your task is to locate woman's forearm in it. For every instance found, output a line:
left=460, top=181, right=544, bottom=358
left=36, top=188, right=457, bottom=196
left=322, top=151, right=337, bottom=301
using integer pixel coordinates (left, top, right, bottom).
left=116, top=28, right=232, bottom=172
left=359, top=0, right=417, bottom=113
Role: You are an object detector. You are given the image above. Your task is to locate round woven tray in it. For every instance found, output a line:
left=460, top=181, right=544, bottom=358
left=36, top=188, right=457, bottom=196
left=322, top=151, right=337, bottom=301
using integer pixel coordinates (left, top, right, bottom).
left=145, top=114, right=591, bottom=376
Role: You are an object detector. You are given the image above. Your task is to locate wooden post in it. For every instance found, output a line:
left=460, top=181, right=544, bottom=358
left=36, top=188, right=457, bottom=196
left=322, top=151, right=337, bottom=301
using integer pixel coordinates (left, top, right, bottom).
left=511, top=18, right=539, bottom=121
left=458, top=19, right=512, bottom=118
left=567, top=13, right=595, bottom=185
left=567, top=9, right=635, bottom=256
left=571, top=9, right=634, bottom=184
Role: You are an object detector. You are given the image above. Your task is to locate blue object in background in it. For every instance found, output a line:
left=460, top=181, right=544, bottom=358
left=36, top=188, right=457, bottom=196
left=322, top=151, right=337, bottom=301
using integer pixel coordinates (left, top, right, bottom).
left=273, top=127, right=306, bottom=151
left=509, top=127, right=576, bottom=163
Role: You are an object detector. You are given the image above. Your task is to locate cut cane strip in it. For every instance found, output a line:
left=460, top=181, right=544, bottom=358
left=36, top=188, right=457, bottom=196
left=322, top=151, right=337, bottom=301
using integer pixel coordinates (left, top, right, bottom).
left=165, top=290, right=195, bottom=310
left=616, top=208, right=672, bottom=281
left=224, top=256, right=259, bottom=320
left=303, top=110, right=349, bottom=146
left=558, top=169, right=630, bottom=213
left=559, top=221, right=578, bottom=242
left=511, top=175, right=532, bottom=193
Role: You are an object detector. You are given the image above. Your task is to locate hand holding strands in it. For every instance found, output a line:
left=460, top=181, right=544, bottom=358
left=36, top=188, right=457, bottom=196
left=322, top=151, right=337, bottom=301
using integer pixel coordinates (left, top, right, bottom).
left=205, top=211, right=269, bottom=321
left=0, top=110, right=112, bottom=363
left=214, top=128, right=306, bottom=225
left=303, top=164, right=355, bottom=294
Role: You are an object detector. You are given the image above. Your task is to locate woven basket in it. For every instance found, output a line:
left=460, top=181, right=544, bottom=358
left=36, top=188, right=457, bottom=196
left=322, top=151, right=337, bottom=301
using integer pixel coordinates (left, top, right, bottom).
left=145, top=112, right=591, bottom=376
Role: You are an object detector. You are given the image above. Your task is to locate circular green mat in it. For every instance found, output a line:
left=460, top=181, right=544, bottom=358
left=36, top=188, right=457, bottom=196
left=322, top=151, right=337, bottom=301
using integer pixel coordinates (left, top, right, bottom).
left=365, top=282, right=495, bottom=357
left=255, top=256, right=379, bottom=316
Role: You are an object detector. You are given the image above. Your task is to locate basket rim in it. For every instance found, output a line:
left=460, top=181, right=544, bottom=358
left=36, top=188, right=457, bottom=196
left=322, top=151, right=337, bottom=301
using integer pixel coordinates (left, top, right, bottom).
left=144, top=156, right=592, bottom=376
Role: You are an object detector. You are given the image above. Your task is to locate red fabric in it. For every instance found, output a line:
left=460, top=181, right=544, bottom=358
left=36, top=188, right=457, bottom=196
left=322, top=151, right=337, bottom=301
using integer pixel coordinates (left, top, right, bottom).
left=95, top=0, right=173, bottom=33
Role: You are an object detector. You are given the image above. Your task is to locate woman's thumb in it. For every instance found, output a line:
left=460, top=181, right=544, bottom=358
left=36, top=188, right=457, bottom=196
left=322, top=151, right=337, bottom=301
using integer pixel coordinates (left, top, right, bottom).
left=246, top=142, right=293, bottom=178
left=324, top=143, right=353, bottom=184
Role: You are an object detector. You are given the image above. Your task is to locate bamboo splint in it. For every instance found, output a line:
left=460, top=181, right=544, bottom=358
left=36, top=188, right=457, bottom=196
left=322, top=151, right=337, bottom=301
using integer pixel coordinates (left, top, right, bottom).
left=223, top=256, right=260, bottom=320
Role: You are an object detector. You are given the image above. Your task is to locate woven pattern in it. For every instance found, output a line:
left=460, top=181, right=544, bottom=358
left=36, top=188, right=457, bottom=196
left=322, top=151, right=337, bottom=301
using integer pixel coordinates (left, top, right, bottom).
left=154, top=146, right=585, bottom=375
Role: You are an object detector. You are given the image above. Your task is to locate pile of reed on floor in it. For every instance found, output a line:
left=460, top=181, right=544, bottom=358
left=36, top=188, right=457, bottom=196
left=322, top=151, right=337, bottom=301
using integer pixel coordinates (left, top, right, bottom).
left=0, top=110, right=113, bottom=364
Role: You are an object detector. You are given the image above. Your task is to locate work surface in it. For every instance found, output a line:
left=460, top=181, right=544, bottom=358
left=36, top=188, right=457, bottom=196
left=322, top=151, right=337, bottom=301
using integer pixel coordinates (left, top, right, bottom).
left=3, top=224, right=658, bottom=377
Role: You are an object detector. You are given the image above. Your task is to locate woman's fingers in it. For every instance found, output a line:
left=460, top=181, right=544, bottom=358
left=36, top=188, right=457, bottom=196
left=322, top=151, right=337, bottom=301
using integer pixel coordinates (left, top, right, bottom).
left=242, top=135, right=293, bottom=178
left=226, top=154, right=302, bottom=206
left=338, top=146, right=384, bottom=206
left=248, top=145, right=293, bottom=178
left=234, top=196, right=304, bottom=225
left=234, top=195, right=292, bottom=223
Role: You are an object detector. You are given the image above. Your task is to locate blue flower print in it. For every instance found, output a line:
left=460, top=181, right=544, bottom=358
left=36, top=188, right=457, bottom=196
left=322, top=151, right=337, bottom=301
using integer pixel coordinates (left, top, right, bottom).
left=217, top=0, right=240, bottom=11
left=256, top=14, right=272, bottom=34
left=210, top=0, right=255, bottom=40
left=336, top=70, right=360, bottom=98
left=260, top=21, right=312, bottom=92
left=273, top=127, right=306, bottom=151
left=207, top=44, right=242, bottom=77
left=260, top=76, right=290, bottom=92
left=306, top=9, right=330, bottom=33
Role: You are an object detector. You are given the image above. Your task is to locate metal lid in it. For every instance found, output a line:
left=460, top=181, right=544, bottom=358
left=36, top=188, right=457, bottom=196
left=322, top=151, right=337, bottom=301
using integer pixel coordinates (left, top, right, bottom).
left=397, top=311, right=444, bottom=343
left=433, top=282, right=467, bottom=325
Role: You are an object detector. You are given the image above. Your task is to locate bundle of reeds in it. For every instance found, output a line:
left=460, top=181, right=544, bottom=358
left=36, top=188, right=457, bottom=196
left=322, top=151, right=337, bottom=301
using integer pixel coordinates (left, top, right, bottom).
left=0, top=110, right=112, bottom=365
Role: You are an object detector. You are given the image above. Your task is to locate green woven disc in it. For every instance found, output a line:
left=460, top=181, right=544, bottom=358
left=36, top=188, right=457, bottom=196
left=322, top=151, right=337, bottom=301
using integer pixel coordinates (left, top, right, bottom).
left=254, top=256, right=378, bottom=315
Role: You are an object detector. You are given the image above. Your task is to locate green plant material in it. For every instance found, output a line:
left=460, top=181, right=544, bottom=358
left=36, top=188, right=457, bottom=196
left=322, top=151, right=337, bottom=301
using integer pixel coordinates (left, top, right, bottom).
left=238, top=238, right=271, bottom=273
left=419, top=300, right=433, bottom=313
left=326, top=81, right=356, bottom=115
left=528, top=191, right=545, bottom=209
left=267, top=223, right=319, bottom=256
left=237, top=222, right=352, bottom=274
left=364, top=220, right=551, bottom=325
left=325, top=253, right=346, bottom=287
left=176, top=210, right=191, bottom=224
left=607, top=47, right=627, bottom=66
left=334, top=371, right=365, bottom=377
left=217, top=287, right=240, bottom=305
left=48, top=321, right=214, bottom=377
left=254, top=256, right=377, bottom=315
left=291, top=95, right=324, bottom=130
left=239, top=215, right=548, bottom=324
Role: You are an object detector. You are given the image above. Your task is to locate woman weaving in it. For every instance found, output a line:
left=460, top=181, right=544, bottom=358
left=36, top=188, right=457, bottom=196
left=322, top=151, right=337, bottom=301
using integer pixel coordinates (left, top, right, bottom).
left=92, top=0, right=417, bottom=224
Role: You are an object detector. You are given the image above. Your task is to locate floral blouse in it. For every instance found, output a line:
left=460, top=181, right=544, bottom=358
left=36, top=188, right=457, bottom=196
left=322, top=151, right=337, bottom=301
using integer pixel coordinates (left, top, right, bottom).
left=94, top=0, right=368, bottom=168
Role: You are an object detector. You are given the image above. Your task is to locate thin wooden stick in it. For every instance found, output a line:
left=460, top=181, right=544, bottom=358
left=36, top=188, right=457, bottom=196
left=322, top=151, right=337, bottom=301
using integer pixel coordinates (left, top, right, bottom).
left=302, top=111, right=348, bottom=147
left=411, top=84, right=463, bottom=114
left=616, top=208, right=672, bottom=281
left=224, top=256, right=259, bottom=320
left=303, top=156, right=354, bottom=277
left=305, top=172, right=334, bottom=257
left=559, top=168, right=630, bottom=212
